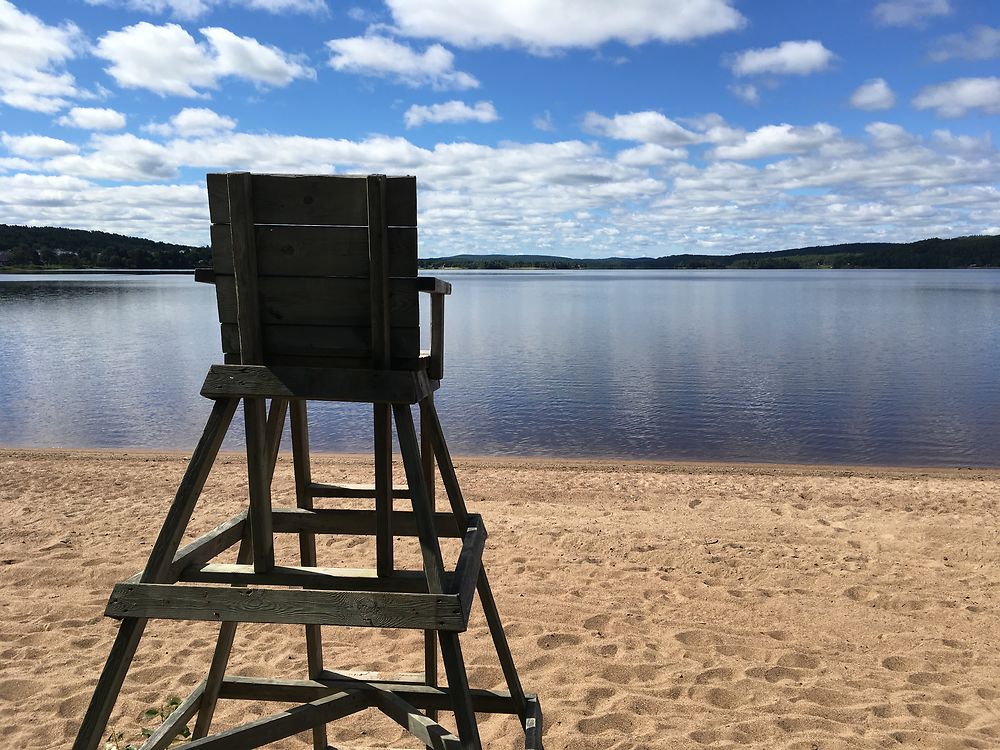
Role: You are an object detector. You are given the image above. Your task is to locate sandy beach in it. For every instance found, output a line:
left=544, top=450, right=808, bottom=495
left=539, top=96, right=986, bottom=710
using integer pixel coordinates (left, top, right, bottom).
left=1, top=448, right=998, bottom=749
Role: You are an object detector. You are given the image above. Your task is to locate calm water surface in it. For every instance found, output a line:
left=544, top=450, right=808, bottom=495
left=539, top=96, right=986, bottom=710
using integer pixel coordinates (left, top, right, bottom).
left=2, top=270, right=998, bottom=466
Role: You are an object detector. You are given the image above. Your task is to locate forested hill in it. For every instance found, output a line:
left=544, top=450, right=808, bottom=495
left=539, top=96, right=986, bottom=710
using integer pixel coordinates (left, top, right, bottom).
left=419, top=235, right=1000, bottom=270
left=0, top=224, right=997, bottom=270
left=0, top=225, right=210, bottom=269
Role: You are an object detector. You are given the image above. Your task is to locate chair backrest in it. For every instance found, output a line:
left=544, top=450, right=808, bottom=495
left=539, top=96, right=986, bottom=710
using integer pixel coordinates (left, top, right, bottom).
left=207, top=172, right=419, bottom=370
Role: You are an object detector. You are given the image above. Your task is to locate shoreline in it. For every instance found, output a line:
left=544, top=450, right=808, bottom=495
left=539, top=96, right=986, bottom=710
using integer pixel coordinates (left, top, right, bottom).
left=3, top=445, right=999, bottom=480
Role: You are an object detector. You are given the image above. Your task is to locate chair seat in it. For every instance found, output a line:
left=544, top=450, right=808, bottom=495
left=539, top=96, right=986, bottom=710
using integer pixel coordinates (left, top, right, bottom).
left=201, top=363, right=440, bottom=404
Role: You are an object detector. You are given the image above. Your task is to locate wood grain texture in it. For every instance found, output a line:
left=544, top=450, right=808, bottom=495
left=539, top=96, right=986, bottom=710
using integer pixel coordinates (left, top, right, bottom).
left=219, top=323, right=420, bottom=361
left=368, top=174, right=392, bottom=368
left=451, top=516, right=487, bottom=622
left=218, top=675, right=530, bottom=715
left=226, top=173, right=263, bottom=365
left=105, top=583, right=466, bottom=630
left=180, top=563, right=445, bottom=593
left=307, top=481, right=412, bottom=499
left=210, top=224, right=417, bottom=277
left=182, top=689, right=368, bottom=750
left=372, top=687, right=463, bottom=750
left=207, top=174, right=416, bottom=227
left=167, top=512, right=247, bottom=582
left=200, top=364, right=436, bottom=404
left=213, top=276, right=419, bottom=327
left=270, top=507, right=463, bottom=538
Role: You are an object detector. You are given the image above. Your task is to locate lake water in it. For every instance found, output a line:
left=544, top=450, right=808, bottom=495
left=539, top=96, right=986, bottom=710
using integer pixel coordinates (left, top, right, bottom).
left=1, top=270, right=998, bottom=467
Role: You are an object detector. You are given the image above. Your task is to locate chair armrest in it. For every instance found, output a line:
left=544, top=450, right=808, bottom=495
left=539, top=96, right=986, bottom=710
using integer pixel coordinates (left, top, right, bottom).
left=415, top=276, right=449, bottom=380
left=194, top=267, right=216, bottom=284
left=415, top=276, right=452, bottom=295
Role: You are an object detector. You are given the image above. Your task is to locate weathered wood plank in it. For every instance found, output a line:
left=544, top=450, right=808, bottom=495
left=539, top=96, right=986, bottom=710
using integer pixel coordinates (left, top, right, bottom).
left=372, top=688, right=462, bottom=750
left=220, top=323, right=420, bottom=361
left=182, top=689, right=368, bottom=750
left=308, top=482, right=412, bottom=499
left=288, top=399, right=327, bottom=750
left=207, top=174, right=416, bottom=227
left=226, top=172, right=263, bottom=365
left=479, top=569, right=527, bottom=720
left=270, top=507, right=462, bottom=538
left=524, top=695, right=544, bottom=750
left=368, top=174, right=392, bottom=368
left=420, top=395, right=438, bottom=721
left=244, top=397, right=274, bottom=572
left=217, top=675, right=530, bottom=715
left=210, top=224, right=417, bottom=277
left=180, top=563, right=449, bottom=593
left=416, top=277, right=452, bottom=294
left=451, top=517, right=486, bottom=622
left=105, top=583, right=466, bottom=630
left=214, top=276, right=419, bottom=328
left=201, top=364, right=436, bottom=404
left=437, top=631, right=482, bottom=750
left=374, top=402, right=394, bottom=577
left=429, top=290, right=445, bottom=380
left=166, top=512, right=247, bottom=582
left=221, top=351, right=429, bottom=371
left=393, top=404, right=447, bottom=594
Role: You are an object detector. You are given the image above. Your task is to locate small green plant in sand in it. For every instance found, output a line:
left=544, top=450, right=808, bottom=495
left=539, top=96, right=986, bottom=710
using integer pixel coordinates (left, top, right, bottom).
left=102, top=696, right=191, bottom=749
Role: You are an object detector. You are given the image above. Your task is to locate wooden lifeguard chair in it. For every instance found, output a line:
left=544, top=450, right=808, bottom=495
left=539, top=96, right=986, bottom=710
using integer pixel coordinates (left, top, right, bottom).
left=72, top=173, right=542, bottom=750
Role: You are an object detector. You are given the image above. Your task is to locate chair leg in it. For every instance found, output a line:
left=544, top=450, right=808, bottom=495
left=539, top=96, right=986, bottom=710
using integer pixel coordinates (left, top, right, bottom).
left=194, top=398, right=287, bottom=739
left=395, top=403, right=481, bottom=750
left=374, top=402, right=394, bottom=577
left=290, top=400, right=328, bottom=750
left=73, top=398, right=238, bottom=750
left=244, top=397, right=275, bottom=572
left=420, top=398, right=439, bottom=721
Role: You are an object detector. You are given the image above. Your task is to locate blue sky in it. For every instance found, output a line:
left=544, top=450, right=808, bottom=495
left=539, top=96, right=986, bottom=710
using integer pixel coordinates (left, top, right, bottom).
left=1, top=0, right=999, bottom=256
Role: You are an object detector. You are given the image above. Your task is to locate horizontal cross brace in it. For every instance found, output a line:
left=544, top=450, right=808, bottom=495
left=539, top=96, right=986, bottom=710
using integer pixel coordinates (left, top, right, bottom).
left=105, top=582, right=466, bottom=630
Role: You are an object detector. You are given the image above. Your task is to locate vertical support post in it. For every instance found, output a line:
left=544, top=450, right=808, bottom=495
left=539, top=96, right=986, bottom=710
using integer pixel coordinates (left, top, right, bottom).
left=394, top=403, right=480, bottom=749
left=194, top=398, right=287, bottom=740
left=374, top=403, right=394, bottom=577
left=429, top=291, right=445, bottom=381
left=290, top=400, right=329, bottom=750
left=420, top=396, right=438, bottom=720
left=367, top=173, right=391, bottom=369
left=244, top=396, right=274, bottom=572
left=74, top=398, right=238, bottom=750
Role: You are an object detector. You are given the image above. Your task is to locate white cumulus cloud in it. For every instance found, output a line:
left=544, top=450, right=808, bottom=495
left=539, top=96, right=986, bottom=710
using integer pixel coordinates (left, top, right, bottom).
left=95, top=22, right=314, bottom=97
left=582, top=111, right=700, bottom=145
left=729, top=40, right=835, bottom=77
left=930, top=25, right=1000, bottom=62
left=83, top=0, right=327, bottom=20
left=404, top=100, right=497, bottom=127
left=57, top=107, right=127, bottom=130
left=913, top=77, right=1000, bottom=117
left=710, top=123, right=841, bottom=160
left=2, top=134, right=79, bottom=158
left=873, top=0, right=951, bottom=27
left=850, top=78, right=896, bottom=111
left=0, top=1, right=83, bottom=112
left=327, top=35, right=478, bottom=89
left=145, top=107, right=237, bottom=137
left=385, top=0, right=745, bottom=51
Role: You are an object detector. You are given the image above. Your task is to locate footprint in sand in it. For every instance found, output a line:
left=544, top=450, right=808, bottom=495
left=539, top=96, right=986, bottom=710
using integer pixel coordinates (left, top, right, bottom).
left=674, top=630, right=722, bottom=647
left=776, top=652, right=821, bottom=670
left=583, top=614, right=611, bottom=631
left=577, top=712, right=636, bottom=735
left=906, top=702, right=973, bottom=729
left=536, top=633, right=581, bottom=650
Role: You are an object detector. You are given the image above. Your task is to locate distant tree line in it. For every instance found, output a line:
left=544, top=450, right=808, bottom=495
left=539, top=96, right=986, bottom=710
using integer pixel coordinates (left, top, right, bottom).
left=0, top=225, right=210, bottom=269
left=419, top=235, right=1000, bottom=270
left=1, top=224, right=997, bottom=271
